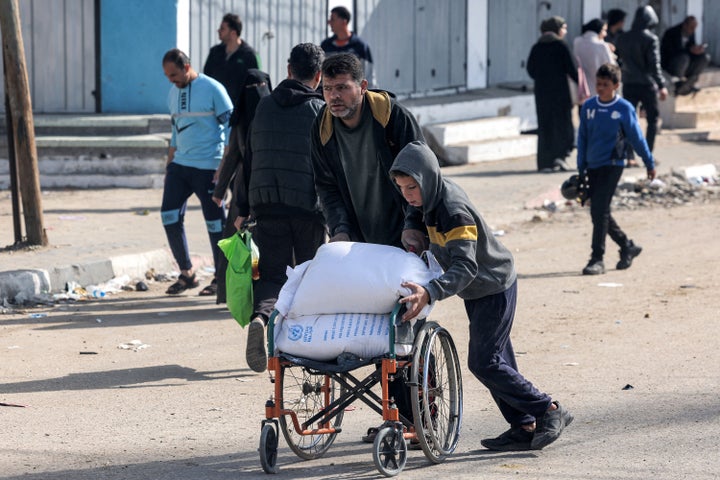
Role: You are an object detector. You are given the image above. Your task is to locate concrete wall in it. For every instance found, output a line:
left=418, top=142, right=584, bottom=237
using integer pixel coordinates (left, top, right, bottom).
left=100, top=0, right=178, bottom=113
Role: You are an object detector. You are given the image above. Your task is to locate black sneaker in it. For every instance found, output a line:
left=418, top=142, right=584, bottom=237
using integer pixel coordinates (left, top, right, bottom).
left=531, top=401, right=574, bottom=450
left=246, top=317, right=267, bottom=373
left=481, top=426, right=534, bottom=451
left=617, top=241, right=642, bottom=270
left=582, top=259, right=605, bottom=275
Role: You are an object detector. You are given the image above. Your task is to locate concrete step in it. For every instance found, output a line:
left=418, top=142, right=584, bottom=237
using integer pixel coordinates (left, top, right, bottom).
left=424, top=116, right=522, bottom=145
left=0, top=114, right=171, bottom=136
left=696, top=67, right=720, bottom=88
left=424, top=115, right=537, bottom=166
left=0, top=133, right=169, bottom=157
left=668, top=86, right=720, bottom=111
left=660, top=106, right=720, bottom=129
left=444, top=135, right=537, bottom=164
left=0, top=154, right=166, bottom=189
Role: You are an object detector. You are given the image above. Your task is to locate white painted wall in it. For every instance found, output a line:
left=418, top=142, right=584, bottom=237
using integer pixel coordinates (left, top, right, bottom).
left=583, top=0, right=602, bottom=23
left=688, top=0, right=703, bottom=41
left=176, top=0, right=189, bottom=54
left=467, top=0, right=488, bottom=90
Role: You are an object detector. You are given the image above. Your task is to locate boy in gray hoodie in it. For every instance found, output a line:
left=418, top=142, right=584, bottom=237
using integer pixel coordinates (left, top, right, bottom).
left=390, top=141, right=572, bottom=451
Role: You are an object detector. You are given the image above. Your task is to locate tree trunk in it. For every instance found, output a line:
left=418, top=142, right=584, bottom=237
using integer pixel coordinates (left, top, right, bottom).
left=0, top=0, right=47, bottom=246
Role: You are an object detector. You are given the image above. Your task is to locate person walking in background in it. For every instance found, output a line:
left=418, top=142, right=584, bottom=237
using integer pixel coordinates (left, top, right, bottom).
left=390, top=141, right=574, bottom=452
left=661, top=16, right=710, bottom=96
left=576, top=64, right=655, bottom=276
left=604, top=9, right=627, bottom=52
left=574, top=19, right=616, bottom=98
left=527, top=16, right=578, bottom=172
left=234, top=43, right=327, bottom=373
left=203, top=13, right=263, bottom=301
left=614, top=6, right=668, bottom=159
left=321, top=6, right=375, bottom=87
left=160, top=49, right=233, bottom=296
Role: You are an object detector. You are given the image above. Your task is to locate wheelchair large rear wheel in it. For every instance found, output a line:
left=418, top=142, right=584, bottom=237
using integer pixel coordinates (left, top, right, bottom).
left=410, top=321, right=463, bottom=463
left=278, top=364, right=344, bottom=460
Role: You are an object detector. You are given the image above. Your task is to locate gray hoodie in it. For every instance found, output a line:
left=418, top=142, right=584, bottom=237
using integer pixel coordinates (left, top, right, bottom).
left=390, top=141, right=516, bottom=302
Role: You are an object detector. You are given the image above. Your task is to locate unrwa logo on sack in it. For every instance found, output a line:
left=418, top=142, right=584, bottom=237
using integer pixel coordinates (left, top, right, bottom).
left=288, top=324, right=303, bottom=341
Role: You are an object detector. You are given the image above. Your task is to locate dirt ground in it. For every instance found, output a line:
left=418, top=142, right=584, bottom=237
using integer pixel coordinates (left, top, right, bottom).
left=1, top=139, right=719, bottom=479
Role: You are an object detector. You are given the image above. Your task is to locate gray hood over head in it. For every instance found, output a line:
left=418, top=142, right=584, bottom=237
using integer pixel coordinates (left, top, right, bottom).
left=389, top=141, right=517, bottom=302
left=389, top=141, right=443, bottom=212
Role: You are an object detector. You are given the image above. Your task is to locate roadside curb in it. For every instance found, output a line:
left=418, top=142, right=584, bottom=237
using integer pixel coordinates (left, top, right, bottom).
left=0, top=248, right=214, bottom=303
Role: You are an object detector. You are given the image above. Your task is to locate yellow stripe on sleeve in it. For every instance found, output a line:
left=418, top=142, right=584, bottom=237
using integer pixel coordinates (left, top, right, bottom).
left=427, top=225, right=478, bottom=246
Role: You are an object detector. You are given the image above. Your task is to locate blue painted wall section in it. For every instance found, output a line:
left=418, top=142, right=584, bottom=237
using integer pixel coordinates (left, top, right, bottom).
left=100, top=0, right=177, bottom=113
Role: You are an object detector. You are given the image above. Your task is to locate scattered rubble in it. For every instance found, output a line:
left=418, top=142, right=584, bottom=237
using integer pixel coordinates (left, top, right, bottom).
left=537, top=165, right=719, bottom=216
left=615, top=167, right=719, bottom=210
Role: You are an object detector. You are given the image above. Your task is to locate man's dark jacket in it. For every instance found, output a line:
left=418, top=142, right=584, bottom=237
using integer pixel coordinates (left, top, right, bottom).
left=311, top=90, right=424, bottom=245
left=660, top=22, right=698, bottom=71
left=615, top=6, right=665, bottom=88
left=236, top=78, right=324, bottom=220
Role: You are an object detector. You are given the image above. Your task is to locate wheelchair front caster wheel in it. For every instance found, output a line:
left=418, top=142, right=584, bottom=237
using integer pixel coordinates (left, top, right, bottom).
left=259, top=423, right=279, bottom=474
left=372, top=426, right=407, bottom=477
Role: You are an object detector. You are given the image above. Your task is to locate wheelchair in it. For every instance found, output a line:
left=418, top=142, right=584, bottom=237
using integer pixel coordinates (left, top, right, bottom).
left=258, top=303, right=463, bottom=477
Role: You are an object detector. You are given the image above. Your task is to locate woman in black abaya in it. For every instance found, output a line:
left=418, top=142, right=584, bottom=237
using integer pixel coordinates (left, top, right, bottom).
left=527, top=16, right=578, bottom=172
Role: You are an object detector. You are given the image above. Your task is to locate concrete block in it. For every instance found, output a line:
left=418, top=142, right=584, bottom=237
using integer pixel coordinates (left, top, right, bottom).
left=424, top=116, right=522, bottom=146
left=47, top=260, right=115, bottom=293
left=673, top=164, right=718, bottom=184
left=110, top=248, right=177, bottom=281
left=446, top=136, right=537, bottom=164
left=0, top=269, right=51, bottom=303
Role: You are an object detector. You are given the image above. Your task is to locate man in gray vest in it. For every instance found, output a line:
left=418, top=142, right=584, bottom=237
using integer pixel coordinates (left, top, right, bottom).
left=234, top=43, right=326, bottom=373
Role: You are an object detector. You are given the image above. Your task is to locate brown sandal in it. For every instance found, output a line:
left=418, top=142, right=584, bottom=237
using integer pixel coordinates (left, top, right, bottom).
left=166, top=273, right=199, bottom=295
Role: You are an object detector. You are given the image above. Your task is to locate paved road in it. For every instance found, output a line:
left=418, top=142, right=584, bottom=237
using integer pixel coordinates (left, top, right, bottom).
left=1, top=137, right=719, bottom=479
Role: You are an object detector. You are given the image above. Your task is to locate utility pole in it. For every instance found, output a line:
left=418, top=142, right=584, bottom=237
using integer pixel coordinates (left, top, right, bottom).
left=0, top=0, right=47, bottom=246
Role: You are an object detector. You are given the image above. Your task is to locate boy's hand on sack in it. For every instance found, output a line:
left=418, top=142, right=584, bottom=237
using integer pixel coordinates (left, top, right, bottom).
left=401, top=229, right=428, bottom=255
left=400, top=281, right=430, bottom=321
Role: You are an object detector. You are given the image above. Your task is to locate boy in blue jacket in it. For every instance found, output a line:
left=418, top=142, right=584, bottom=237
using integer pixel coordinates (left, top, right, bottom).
left=577, top=63, right=656, bottom=275
left=390, top=141, right=573, bottom=451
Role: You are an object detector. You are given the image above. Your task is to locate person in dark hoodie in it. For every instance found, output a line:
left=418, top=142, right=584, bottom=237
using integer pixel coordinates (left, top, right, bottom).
left=615, top=5, right=668, bottom=158
left=527, top=16, right=578, bottom=172
left=390, top=141, right=574, bottom=451
left=233, top=43, right=327, bottom=373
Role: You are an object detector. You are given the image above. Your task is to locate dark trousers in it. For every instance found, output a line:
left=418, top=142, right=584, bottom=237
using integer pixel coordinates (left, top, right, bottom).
left=666, top=52, right=711, bottom=94
left=622, top=83, right=660, bottom=152
left=161, top=162, right=225, bottom=273
left=215, top=127, right=247, bottom=303
left=588, top=165, right=629, bottom=261
left=252, top=215, right=326, bottom=320
left=535, top=98, right=575, bottom=170
left=465, top=281, right=551, bottom=427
